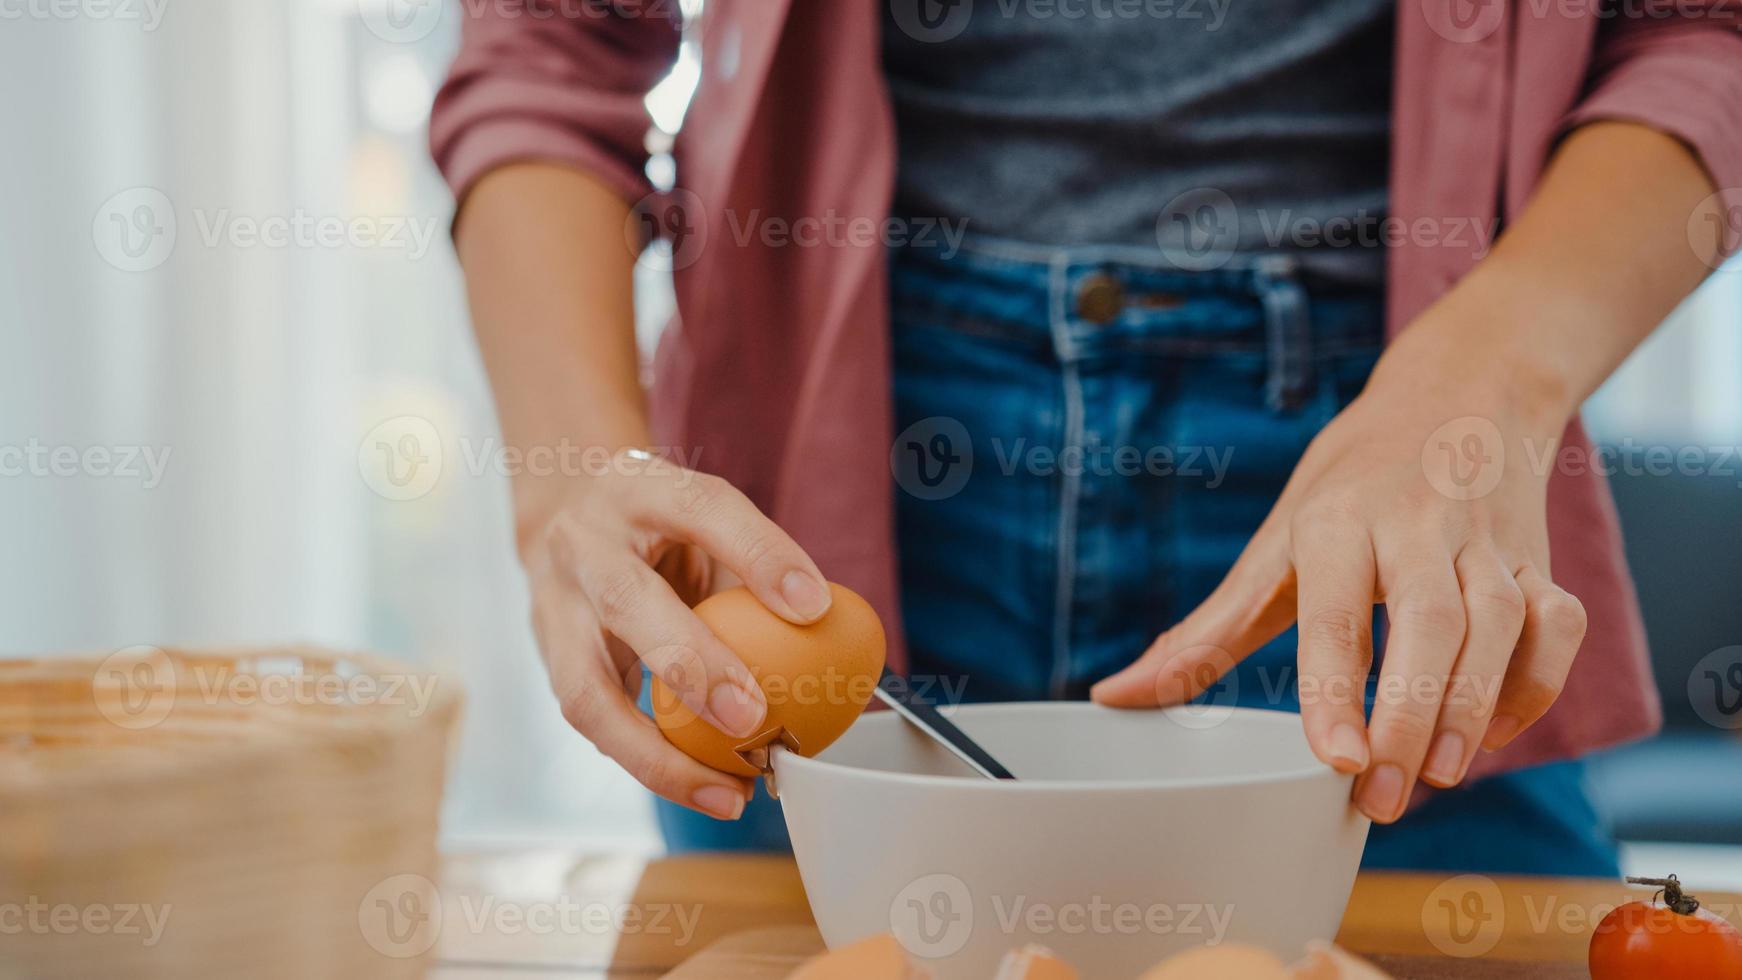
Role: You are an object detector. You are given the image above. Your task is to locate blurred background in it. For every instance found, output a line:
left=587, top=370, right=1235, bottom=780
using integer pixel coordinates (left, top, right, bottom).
left=1, top=0, right=1738, bottom=881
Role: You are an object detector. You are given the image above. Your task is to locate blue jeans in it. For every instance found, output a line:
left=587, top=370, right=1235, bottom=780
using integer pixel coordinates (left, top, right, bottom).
left=655, top=237, right=1620, bottom=878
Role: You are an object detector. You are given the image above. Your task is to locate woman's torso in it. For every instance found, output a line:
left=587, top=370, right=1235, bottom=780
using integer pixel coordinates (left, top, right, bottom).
left=881, top=0, right=1395, bottom=282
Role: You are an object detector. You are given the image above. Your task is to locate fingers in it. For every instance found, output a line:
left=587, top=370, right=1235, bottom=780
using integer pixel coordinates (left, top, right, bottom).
left=537, top=589, right=754, bottom=819
left=1483, top=565, right=1585, bottom=750
left=1356, top=539, right=1464, bottom=823
left=573, top=550, right=769, bottom=740
left=1291, top=513, right=1377, bottom=775
left=647, top=468, right=832, bottom=624
left=1090, top=534, right=1296, bottom=707
left=548, top=636, right=754, bottom=820
left=1420, top=546, right=1525, bottom=788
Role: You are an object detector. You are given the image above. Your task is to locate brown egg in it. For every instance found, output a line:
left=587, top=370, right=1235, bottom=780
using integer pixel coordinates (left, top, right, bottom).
left=1139, top=945, right=1291, bottom=980
left=998, top=944, right=1079, bottom=979
left=652, top=583, right=886, bottom=777
left=788, top=933, right=930, bottom=980
left=1287, top=942, right=1394, bottom=980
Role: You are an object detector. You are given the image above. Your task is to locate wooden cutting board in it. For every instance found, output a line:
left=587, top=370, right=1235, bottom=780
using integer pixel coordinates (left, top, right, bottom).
left=659, top=928, right=1589, bottom=979
left=427, top=849, right=1738, bottom=980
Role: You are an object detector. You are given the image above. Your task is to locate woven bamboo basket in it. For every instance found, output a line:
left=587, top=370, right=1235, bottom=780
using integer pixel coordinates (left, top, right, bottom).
left=0, top=646, right=463, bottom=979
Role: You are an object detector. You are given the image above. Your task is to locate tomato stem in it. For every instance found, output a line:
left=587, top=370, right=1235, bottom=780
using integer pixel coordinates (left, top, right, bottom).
left=1627, top=874, right=1702, bottom=915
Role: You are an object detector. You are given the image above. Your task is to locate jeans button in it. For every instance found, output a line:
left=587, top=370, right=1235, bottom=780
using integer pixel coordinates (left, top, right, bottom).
left=1075, top=273, right=1124, bottom=325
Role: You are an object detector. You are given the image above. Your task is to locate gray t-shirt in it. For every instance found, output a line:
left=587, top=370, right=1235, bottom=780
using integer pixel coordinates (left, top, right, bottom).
left=882, top=0, right=1393, bottom=283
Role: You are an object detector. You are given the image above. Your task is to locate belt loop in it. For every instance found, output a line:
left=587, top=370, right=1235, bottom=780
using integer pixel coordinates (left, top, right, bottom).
left=1255, top=254, right=1311, bottom=412
left=1047, top=249, right=1075, bottom=363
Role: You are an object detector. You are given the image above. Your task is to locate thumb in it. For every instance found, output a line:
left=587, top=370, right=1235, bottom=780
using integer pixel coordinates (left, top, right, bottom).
left=1091, top=541, right=1296, bottom=707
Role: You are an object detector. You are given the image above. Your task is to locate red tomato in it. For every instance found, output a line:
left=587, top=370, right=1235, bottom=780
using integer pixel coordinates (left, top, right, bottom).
left=1589, top=876, right=1742, bottom=980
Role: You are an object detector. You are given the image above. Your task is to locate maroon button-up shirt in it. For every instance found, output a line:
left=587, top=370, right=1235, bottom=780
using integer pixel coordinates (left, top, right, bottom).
left=432, top=0, right=1742, bottom=785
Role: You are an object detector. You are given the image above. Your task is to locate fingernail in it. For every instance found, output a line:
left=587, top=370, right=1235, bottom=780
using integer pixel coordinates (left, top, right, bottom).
left=1422, top=731, right=1467, bottom=786
left=779, top=570, right=831, bottom=622
left=1483, top=714, right=1522, bottom=750
left=1327, top=723, right=1370, bottom=773
left=1356, top=763, right=1406, bottom=822
left=707, top=680, right=766, bottom=738
left=692, top=785, right=745, bottom=820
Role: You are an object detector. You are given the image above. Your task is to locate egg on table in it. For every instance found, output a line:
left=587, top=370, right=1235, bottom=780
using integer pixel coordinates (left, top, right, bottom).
left=1138, top=945, right=1292, bottom=980
left=787, top=933, right=930, bottom=979
left=996, top=944, right=1079, bottom=979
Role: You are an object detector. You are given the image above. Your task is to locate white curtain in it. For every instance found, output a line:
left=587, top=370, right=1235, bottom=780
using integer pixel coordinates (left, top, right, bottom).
left=0, top=0, right=661, bottom=848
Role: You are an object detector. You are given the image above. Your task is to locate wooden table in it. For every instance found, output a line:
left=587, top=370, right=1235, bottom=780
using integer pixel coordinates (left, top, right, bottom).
left=428, top=849, right=1742, bottom=979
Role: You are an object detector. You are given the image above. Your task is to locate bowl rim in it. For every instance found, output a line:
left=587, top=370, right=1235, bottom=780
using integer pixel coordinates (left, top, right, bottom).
left=773, top=702, right=1345, bottom=793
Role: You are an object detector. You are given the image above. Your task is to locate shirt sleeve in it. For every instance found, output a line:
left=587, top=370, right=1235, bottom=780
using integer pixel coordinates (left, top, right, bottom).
left=428, top=2, right=682, bottom=217
left=1561, top=9, right=1742, bottom=255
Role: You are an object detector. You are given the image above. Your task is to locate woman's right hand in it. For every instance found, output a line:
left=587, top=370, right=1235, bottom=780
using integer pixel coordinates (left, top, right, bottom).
left=518, top=449, right=833, bottom=820
left=451, top=166, right=831, bottom=821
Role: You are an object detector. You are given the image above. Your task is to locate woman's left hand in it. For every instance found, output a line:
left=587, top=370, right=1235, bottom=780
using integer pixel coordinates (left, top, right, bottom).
left=1090, top=322, right=1588, bottom=824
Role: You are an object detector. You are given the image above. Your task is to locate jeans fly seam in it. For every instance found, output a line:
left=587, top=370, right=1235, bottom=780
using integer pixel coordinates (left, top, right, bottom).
left=1049, top=254, right=1082, bottom=700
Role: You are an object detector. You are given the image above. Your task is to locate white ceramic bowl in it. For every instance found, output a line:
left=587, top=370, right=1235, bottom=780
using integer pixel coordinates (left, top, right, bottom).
left=774, top=702, right=1369, bottom=979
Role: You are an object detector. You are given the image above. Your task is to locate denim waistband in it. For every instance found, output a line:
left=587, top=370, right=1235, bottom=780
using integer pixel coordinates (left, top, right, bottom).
left=889, top=234, right=1387, bottom=412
